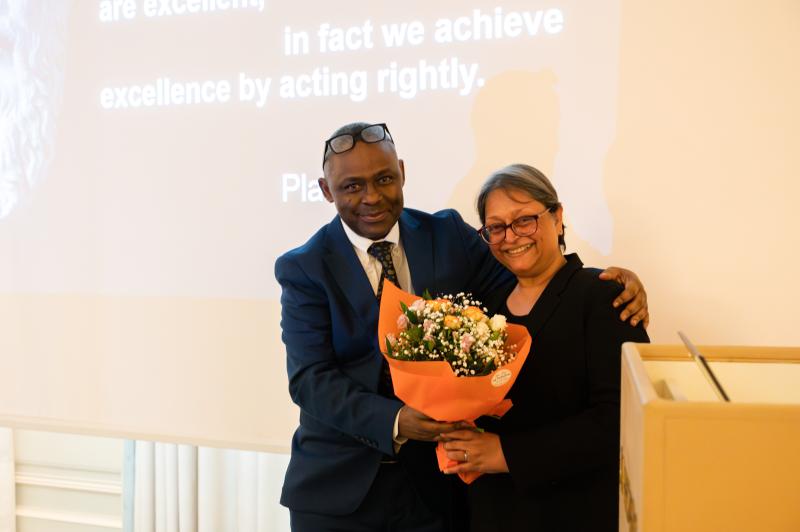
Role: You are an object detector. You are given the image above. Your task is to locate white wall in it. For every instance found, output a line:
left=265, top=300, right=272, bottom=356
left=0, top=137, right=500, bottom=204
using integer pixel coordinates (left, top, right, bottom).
left=14, top=431, right=122, bottom=532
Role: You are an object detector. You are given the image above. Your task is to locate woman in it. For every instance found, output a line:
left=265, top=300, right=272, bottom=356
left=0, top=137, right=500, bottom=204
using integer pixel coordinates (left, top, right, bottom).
left=441, top=164, right=649, bottom=531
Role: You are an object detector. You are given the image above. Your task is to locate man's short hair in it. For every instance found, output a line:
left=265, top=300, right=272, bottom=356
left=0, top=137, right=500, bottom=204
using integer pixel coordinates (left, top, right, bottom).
left=328, top=122, right=373, bottom=139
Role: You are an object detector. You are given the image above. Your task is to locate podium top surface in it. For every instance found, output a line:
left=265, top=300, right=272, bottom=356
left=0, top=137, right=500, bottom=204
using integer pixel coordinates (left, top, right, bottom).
left=623, top=343, right=800, bottom=405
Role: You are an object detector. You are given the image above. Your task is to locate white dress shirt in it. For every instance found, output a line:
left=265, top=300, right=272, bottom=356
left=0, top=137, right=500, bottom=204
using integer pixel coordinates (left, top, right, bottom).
left=340, top=218, right=414, bottom=296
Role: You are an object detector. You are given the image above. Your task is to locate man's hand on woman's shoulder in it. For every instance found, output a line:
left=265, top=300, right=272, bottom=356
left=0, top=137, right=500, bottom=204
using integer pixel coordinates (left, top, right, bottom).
left=598, top=267, right=649, bottom=328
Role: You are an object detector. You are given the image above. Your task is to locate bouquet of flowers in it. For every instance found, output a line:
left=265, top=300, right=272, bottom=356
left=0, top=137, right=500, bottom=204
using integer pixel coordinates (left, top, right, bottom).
left=378, top=280, right=532, bottom=483
left=385, top=291, right=516, bottom=377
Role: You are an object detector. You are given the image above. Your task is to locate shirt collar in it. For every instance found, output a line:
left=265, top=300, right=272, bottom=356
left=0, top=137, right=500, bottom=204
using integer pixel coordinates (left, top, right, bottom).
left=339, top=218, right=400, bottom=253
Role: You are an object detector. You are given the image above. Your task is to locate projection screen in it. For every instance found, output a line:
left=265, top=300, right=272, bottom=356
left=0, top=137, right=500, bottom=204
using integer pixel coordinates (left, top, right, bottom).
left=5, top=0, right=797, bottom=451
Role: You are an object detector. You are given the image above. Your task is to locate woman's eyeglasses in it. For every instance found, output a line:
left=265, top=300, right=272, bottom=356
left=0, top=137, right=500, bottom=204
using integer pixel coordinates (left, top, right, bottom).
left=478, top=207, right=553, bottom=244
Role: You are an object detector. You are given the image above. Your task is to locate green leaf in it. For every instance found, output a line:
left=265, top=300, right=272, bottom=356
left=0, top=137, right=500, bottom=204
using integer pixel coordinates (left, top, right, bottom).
left=385, top=337, right=393, bottom=357
left=422, top=289, right=433, bottom=300
left=413, top=327, right=426, bottom=342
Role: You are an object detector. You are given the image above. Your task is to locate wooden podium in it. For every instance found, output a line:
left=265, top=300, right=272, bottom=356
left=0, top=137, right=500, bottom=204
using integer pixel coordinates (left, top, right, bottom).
left=619, top=343, right=800, bottom=532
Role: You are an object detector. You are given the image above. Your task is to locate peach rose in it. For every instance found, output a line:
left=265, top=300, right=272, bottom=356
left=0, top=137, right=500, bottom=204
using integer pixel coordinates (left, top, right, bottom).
left=463, top=306, right=487, bottom=322
left=443, top=315, right=462, bottom=329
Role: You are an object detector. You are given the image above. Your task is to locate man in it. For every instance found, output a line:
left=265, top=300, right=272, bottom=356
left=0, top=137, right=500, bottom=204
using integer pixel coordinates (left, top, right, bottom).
left=275, top=122, right=648, bottom=531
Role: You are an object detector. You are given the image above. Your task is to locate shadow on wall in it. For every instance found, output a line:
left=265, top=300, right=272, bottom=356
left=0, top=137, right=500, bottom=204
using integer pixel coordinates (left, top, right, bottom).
left=447, top=70, right=560, bottom=228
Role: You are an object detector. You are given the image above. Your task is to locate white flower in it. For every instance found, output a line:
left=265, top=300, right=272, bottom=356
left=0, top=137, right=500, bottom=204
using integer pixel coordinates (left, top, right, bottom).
left=489, top=314, right=507, bottom=332
left=475, top=321, right=490, bottom=339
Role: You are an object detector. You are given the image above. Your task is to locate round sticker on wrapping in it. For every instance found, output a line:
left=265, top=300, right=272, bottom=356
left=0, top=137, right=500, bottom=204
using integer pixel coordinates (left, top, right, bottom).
left=491, top=368, right=512, bottom=387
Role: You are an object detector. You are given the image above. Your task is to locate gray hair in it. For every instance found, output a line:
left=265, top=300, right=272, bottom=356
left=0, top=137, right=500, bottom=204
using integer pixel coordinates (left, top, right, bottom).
left=476, top=163, right=566, bottom=249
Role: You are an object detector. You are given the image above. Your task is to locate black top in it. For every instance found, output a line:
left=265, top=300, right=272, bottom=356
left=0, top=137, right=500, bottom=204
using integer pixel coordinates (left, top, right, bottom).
left=470, top=253, right=650, bottom=532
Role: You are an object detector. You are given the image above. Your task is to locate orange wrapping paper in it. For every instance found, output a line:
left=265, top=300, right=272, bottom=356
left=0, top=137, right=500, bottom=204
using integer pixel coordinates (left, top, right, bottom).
left=378, top=280, right=532, bottom=484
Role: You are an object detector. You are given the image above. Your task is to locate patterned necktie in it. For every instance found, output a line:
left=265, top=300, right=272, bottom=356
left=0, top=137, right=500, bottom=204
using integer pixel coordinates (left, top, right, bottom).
left=367, top=241, right=399, bottom=302
left=367, top=241, right=398, bottom=398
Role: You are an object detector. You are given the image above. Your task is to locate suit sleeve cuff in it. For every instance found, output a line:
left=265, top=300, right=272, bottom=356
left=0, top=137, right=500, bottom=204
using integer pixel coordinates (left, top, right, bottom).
left=392, top=408, right=408, bottom=453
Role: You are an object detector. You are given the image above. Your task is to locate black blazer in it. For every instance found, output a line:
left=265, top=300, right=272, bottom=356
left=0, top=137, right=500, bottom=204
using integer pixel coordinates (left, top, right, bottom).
left=470, top=254, right=649, bottom=532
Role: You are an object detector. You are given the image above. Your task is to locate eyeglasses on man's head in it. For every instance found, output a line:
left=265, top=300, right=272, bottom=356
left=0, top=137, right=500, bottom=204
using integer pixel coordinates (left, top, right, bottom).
left=322, top=123, right=393, bottom=165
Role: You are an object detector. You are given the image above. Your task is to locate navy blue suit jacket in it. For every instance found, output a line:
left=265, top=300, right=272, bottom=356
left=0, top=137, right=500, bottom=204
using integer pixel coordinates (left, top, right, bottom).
left=275, top=208, right=514, bottom=515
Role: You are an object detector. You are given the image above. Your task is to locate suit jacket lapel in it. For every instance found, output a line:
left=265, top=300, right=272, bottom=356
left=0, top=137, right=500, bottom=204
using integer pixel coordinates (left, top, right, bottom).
left=399, top=210, right=435, bottom=296
left=323, top=216, right=377, bottom=319
left=525, top=254, right=583, bottom=340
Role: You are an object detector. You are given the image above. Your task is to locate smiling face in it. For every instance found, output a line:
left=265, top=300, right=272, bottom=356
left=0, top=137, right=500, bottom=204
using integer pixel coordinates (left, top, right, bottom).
left=319, top=140, right=405, bottom=240
left=484, top=187, right=564, bottom=281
